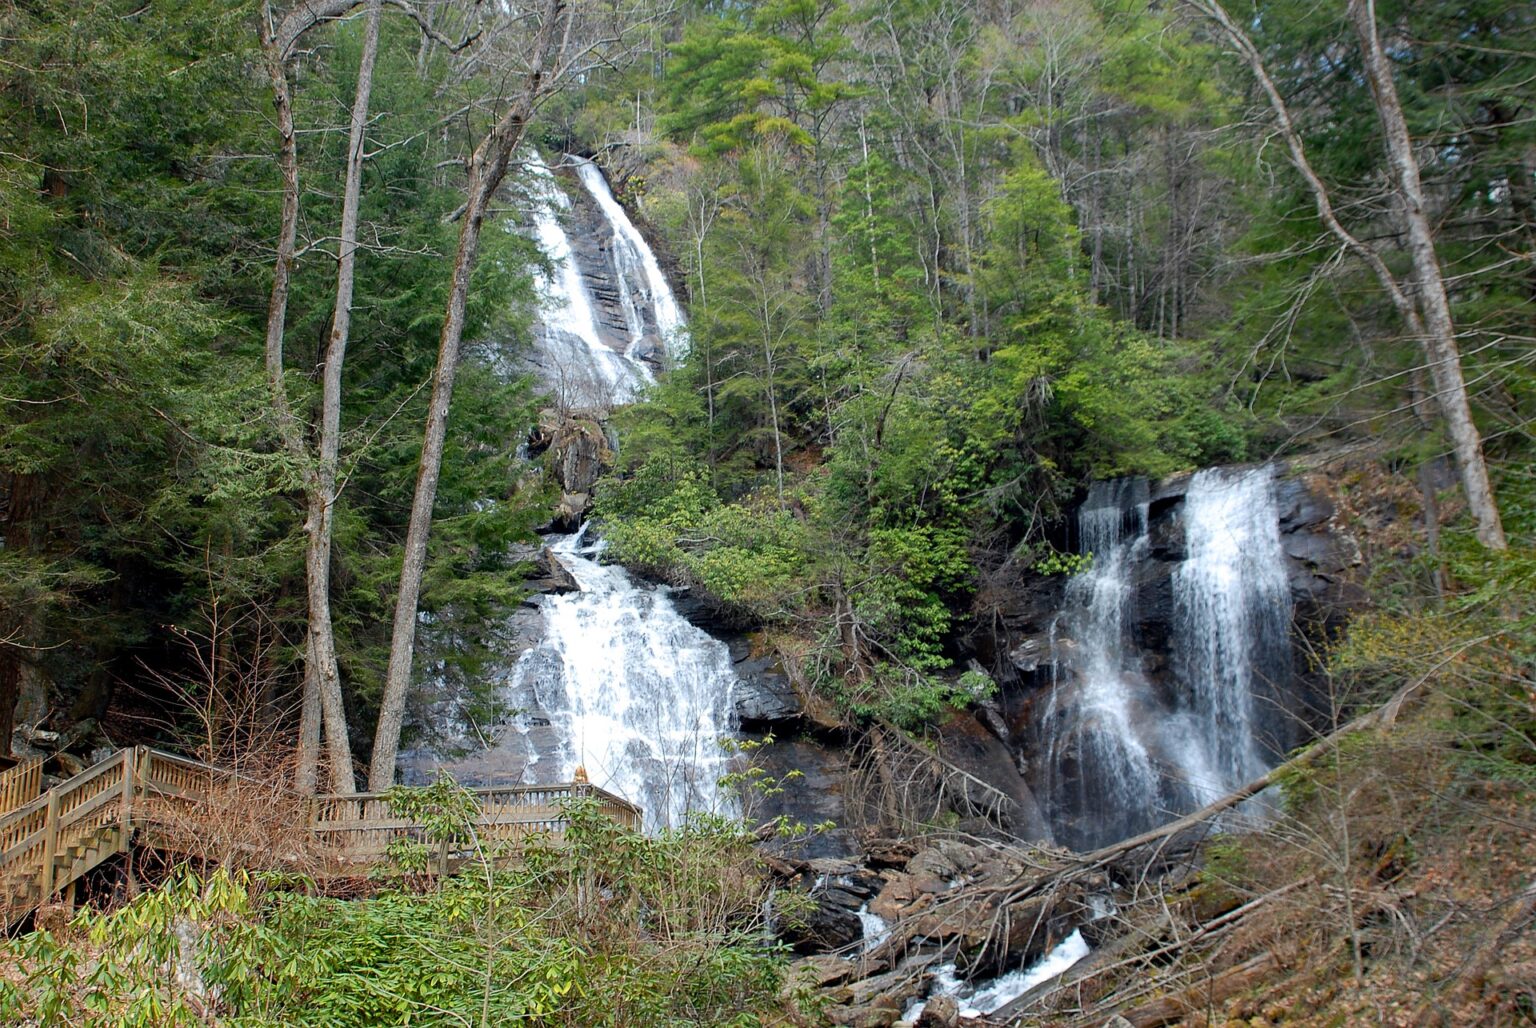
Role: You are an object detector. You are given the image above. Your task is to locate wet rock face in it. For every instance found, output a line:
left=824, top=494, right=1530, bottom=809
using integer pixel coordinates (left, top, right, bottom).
left=747, top=736, right=857, bottom=858
left=560, top=170, right=669, bottom=369
left=724, top=633, right=802, bottom=726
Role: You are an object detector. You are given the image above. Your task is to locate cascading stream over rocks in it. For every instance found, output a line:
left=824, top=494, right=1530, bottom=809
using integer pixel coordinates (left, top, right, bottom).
left=404, top=531, right=740, bottom=832
left=1034, top=465, right=1295, bottom=850
left=525, top=530, right=739, bottom=830
left=517, top=152, right=687, bottom=408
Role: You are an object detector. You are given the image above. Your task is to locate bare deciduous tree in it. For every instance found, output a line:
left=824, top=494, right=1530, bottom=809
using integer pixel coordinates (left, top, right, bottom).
left=1188, top=0, right=1507, bottom=550
left=260, top=0, right=373, bottom=794
left=369, top=0, right=648, bottom=790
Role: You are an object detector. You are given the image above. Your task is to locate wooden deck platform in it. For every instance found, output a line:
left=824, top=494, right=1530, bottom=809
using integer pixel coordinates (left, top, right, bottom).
left=0, top=747, right=641, bottom=928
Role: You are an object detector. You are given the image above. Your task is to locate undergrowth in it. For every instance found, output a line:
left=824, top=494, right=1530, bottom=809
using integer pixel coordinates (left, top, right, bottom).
left=0, top=794, right=811, bottom=1027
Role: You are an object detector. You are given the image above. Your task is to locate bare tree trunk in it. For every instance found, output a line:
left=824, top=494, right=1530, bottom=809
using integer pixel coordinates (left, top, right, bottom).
left=1190, top=0, right=1507, bottom=550
left=1347, top=0, right=1506, bottom=550
left=369, top=0, right=568, bottom=791
left=296, top=635, right=322, bottom=792
left=302, top=0, right=383, bottom=795
left=764, top=323, right=785, bottom=504
left=261, top=0, right=365, bottom=794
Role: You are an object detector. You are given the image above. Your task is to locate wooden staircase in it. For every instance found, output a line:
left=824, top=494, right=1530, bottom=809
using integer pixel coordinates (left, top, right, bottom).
left=0, top=746, right=643, bottom=930
left=1, top=747, right=158, bottom=927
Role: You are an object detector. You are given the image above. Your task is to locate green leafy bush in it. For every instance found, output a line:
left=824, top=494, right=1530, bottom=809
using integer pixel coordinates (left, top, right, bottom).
left=0, top=791, right=798, bottom=1028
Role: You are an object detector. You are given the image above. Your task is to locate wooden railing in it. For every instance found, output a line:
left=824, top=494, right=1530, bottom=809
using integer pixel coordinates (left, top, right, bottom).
left=312, top=782, right=643, bottom=861
left=1, top=748, right=134, bottom=903
left=1, top=746, right=643, bottom=925
left=0, top=757, right=43, bottom=819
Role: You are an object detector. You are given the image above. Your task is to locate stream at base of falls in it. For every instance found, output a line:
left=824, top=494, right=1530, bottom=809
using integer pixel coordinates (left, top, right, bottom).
left=899, top=931, right=1092, bottom=1024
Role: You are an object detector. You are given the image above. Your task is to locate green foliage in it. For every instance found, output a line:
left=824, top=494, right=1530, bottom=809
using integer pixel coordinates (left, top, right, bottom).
left=598, top=466, right=810, bottom=617
left=0, top=806, right=795, bottom=1027
left=0, top=870, right=282, bottom=1027
left=849, top=665, right=997, bottom=733
left=0, top=0, right=544, bottom=738
left=380, top=773, right=483, bottom=873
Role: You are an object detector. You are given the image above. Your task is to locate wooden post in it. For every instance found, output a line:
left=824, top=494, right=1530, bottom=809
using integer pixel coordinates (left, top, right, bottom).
left=39, top=788, right=59, bottom=897
left=120, top=747, right=136, bottom=836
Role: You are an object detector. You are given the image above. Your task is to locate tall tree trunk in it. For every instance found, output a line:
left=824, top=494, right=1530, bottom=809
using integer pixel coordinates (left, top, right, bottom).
left=261, top=2, right=359, bottom=794
left=1190, top=0, right=1507, bottom=550
left=305, top=0, right=382, bottom=794
left=369, top=0, right=567, bottom=791
left=1347, top=0, right=1506, bottom=550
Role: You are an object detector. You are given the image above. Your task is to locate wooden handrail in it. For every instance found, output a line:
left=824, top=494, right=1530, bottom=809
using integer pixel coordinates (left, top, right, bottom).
left=0, top=757, right=43, bottom=819
left=3, top=744, right=645, bottom=925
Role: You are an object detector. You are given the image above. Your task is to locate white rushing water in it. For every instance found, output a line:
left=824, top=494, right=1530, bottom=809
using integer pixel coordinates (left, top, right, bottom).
left=1039, top=466, right=1293, bottom=848
left=512, top=529, right=738, bottom=831
left=571, top=157, right=689, bottom=361
left=524, top=153, right=654, bottom=407
left=900, top=930, right=1091, bottom=1023
left=1042, top=479, right=1162, bottom=842
left=1172, top=465, right=1293, bottom=795
left=856, top=904, right=890, bottom=953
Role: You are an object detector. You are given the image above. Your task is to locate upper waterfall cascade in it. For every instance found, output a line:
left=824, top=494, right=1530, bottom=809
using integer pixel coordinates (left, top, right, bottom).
left=1035, top=465, right=1294, bottom=850
left=520, top=152, right=687, bottom=408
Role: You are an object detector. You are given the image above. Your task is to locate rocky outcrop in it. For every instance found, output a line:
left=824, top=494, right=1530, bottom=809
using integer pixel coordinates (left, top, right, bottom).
left=531, top=409, right=613, bottom=531
left=776, top=835, right=1091, bottom=1025
left=508, top=540, right=579, bottom=595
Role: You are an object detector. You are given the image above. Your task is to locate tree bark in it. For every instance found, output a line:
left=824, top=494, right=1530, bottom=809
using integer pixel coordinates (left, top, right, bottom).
left=1346, top=0, right=1506, bottom=550
left=1189, top=0, right=1506, bottom=550
left=261, top=1, right=363, bottom=793
left=299, top=0, right=381, bottom=793
left=368, top=0, right=568, bottom=791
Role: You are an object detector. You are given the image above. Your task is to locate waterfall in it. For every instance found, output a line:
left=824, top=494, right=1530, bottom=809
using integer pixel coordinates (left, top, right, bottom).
left=523, top=153, right=655, bottom=408
left=1172, top=466, right=1293, bottom=793
left=1037, top=466, right=1293, bottom=849
left=1039, top=479, right=1169, bottom=849
left=570, top=157, right=689, bottom=361
left=436, top=529, right=737, bottom=832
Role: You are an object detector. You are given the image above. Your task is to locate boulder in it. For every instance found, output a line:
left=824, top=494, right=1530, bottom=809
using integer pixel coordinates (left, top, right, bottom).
left=782, top=892, right=863, bottom=954
left=825, top=1002, right=899, bottom=1028
left=869, top=872, right=927, bottom=922
left=906, top=847, right=959, bottom=880
left=542, top=413, right=612, bottom=495
left=792, top=954, right=860, bottom=990
left=915, top=995, right=960, bottom=1027
left=862, top=836, right=918, bottom=869
left=509, top=543, right=578, bottom=594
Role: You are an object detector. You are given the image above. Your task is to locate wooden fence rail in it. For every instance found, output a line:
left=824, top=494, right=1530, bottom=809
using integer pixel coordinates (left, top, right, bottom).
left=310, top=782, right=642, bottom=861
left=0, top=758, right=42, bottom=819
left=0, top=747, right=641, bottom=928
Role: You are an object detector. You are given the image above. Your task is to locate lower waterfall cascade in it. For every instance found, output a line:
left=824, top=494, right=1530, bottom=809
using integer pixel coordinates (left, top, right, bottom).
left=409, top=530, right=740, bottom=833
left=1034, top=464, right=1296, bottom=850
left=527, top=530, right=738, bottom=830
